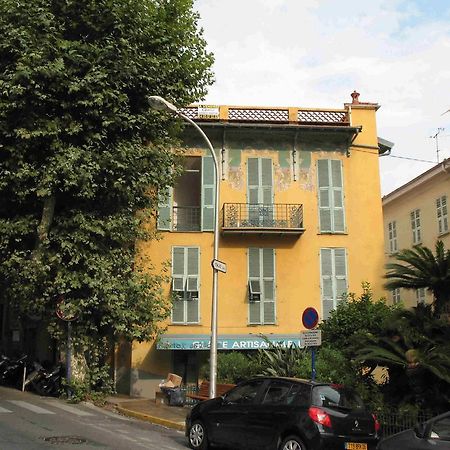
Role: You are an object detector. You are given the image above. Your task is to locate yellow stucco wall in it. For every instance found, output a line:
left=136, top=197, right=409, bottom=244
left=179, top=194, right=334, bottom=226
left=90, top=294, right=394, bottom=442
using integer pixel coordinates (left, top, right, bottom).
left=383, top=166, right=450, bottom=308
left=129, top=102, right=386, bottom=398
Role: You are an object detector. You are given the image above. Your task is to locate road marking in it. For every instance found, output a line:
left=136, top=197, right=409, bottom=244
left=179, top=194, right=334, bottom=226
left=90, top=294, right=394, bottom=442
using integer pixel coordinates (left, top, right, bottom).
left=8, top=400, right=55, bottom=414
left=0, top=406, right=12, bottom=413
left=44, top=401, right=94, bottom=416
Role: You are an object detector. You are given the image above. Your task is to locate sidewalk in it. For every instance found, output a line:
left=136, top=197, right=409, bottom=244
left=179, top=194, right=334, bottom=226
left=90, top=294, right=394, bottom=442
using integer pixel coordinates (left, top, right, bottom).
left=105, top=395, right=189, bottom=432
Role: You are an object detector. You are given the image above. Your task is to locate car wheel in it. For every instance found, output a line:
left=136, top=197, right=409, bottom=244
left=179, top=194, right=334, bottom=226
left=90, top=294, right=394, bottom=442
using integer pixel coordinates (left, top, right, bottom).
left=188, top=420, right=209, bottom=450
left=279, top=435, right=306, bottom=450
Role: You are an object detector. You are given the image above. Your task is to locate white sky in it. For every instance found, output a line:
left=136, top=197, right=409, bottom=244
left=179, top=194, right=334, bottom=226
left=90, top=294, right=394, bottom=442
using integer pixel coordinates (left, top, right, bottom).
left=193, top=0, right=450, bottom=195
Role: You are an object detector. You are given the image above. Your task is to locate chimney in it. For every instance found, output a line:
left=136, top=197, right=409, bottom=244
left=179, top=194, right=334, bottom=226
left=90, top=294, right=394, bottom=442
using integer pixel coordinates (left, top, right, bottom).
left=351, top=90, right=360, bottom=104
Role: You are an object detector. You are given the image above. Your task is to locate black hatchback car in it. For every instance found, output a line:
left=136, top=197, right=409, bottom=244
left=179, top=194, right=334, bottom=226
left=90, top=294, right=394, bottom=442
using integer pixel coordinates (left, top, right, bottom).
left=186, top=377, right=380, bottom=450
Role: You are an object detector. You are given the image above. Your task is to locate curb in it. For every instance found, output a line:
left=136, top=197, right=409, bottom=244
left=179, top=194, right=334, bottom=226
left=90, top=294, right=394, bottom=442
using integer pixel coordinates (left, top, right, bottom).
left=115, top=405, right=186, bottom=432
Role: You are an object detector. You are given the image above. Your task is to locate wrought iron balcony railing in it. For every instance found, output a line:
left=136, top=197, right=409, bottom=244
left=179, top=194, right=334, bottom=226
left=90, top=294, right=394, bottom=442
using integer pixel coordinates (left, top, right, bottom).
left=173, top=206, right=201, bottom=231
left=222, top=203, right=304, bottom=235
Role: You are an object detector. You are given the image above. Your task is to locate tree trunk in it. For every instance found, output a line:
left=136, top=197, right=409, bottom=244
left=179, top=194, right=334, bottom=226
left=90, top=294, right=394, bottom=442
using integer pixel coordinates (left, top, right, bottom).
left=32, top=195, right=56, bottom=260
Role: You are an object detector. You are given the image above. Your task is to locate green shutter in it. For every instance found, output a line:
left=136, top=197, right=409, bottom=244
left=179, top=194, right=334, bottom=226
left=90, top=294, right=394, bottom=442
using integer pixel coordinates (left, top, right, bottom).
left=171, top=246, right=200, bottom=324
left=248, top=248, right=276, bottom=324
left=158, top=187, right=172, bottom=230
left=262, top=248, right=275, bottom=324
left=172, top=247, right=185, bottom=323
left=248, top=248, right=261, bottom=324
left=318, top=160, right=331, bottom=232
left=320, top=248, right=334, bottom=319
left=331, top=160, right=345, bottom=232
left=334, top=248, right=347, bottom=303
left=318, top=160, right=345, bottom=232
left=201, top=156, right=215, bottom=231
left=320, top=248, right=348, bottom=320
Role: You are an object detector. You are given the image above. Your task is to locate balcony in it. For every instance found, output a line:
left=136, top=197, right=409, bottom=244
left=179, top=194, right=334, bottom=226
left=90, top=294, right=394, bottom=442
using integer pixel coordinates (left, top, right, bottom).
left=173, top=206, right=201, bottom=231
left=222, top=203, right=305, bottom=236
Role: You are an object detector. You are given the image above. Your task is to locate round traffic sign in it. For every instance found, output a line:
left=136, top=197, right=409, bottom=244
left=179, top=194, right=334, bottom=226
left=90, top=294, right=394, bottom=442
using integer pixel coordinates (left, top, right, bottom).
left=302, top=307, right=319, bottom=329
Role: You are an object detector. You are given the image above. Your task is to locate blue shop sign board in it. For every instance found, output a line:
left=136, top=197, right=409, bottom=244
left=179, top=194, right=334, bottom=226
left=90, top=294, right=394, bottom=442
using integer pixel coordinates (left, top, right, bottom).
left=157, top=334, right=302, bottom=351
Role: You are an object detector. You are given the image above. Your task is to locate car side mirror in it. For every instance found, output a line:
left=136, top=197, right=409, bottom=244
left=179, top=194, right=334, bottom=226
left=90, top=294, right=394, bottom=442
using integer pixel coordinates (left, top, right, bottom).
left=414, top=423, right=426, bottom=438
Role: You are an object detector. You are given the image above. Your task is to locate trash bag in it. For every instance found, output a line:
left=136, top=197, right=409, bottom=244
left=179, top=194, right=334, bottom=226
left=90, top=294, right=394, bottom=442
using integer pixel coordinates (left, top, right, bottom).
left=161, top=386, right=184, bottom=406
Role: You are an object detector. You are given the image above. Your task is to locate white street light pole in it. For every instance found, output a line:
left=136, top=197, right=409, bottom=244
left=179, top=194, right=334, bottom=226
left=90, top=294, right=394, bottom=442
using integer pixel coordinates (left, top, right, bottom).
left=148, top=96, right=220, bottom=399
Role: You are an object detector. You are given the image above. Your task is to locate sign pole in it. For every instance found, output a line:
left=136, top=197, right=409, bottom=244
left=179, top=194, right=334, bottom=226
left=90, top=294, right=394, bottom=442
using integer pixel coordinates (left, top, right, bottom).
left=66, top=321, right=72, bottom=385
left=311, top=347, right=317, bottom=380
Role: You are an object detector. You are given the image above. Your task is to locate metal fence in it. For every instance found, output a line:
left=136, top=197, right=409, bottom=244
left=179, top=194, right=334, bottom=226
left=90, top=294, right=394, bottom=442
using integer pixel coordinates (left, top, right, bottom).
left=222, top=203, right=304, bottom=230
left=377, top=410, right=437, bottom=437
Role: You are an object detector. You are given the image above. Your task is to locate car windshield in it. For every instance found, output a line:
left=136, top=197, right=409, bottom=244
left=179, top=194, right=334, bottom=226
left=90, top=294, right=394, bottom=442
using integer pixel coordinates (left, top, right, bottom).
left=312, top=385, right=365, bottom=410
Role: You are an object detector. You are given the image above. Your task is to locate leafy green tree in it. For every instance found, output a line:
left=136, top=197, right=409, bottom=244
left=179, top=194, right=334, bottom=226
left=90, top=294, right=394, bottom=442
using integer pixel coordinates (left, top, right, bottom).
left=356, top=304, right=450, bottom=411
left=320, top=282, right=398, bottom=361
left=385, top=240, right=450, bottom=316
left=0, top=0, right=213, bottom=391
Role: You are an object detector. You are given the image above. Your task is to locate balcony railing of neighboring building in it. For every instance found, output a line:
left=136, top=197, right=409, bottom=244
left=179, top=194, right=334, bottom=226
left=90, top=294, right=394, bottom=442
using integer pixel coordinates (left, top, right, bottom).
left=173, top=206, right=201, bottom=232
left=221, top=203, right=305, bottom=235
left=179, top=105, right=350, bottom=127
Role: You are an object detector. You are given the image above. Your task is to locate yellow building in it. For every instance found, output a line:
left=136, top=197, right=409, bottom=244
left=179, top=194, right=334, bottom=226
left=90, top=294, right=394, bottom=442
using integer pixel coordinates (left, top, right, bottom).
left=121, top=92, right=388, bottom=398
left=383, top=159, right=450, bottom=308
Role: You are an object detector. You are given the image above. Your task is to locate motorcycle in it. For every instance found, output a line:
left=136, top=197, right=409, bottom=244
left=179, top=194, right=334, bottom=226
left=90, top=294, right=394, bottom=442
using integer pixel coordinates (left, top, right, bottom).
left=0, top=355, right=28, bottom=388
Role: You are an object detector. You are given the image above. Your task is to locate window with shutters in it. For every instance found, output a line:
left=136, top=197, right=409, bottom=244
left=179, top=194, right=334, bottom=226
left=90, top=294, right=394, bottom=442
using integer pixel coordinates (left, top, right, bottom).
left=410, top=209, right=421, bottom=244
left=157, top=156, right=215, bottom=232
left=392, top=288, right=401, bottom=305
left=416, top=288, right=426, bottom=305
left=248, top=248, right=276, bottom=325
left=247, top=158, right=274, bottom=226
left=171, top=246, right=200, bottom=324
left=317, top=160, right=345, bottom=233
left=320, top=248, right=348, bottom=319
left=436, top=195, right=449, bottom=235
left=388, top=221, right=398, bottom=253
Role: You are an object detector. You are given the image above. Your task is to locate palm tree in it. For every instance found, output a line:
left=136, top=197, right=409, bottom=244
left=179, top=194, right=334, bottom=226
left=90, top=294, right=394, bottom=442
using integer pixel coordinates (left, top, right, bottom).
left=385, top=240, right=450, bottom=316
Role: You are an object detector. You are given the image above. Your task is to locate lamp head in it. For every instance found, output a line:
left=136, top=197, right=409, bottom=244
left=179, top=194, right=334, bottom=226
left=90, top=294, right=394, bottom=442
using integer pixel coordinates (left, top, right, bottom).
left=148, top=95, right=178, bottom=113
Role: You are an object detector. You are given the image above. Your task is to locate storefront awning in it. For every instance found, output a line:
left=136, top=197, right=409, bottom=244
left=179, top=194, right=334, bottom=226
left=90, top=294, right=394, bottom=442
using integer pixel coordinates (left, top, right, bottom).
left=156, top=334, right=301, bottom=351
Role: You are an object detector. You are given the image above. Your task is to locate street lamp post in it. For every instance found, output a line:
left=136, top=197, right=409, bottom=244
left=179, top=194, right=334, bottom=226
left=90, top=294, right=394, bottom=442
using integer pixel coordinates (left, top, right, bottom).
left=148, top=96, right=220, bottom=399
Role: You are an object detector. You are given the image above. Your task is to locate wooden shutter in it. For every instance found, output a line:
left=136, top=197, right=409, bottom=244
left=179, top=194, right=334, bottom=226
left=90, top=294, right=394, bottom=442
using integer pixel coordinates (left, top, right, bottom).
left=331, top=160, right=345, bottom=232
left=248, top=248, right=261, bottom=324
left=157, top=187, right=172, bottom=230
left=320, top=248, right=334, bottom=319
left=201, top=156, right=215, bottom=231
left=186, top=247, right=200, bottom=323
left=318, top=160, right=345, bottom=232
left=334, top=248, right=348, bottom=302
left=318, top=160, right=332, bottom=232
left=262, top=248, right=275, bottom=324
left=171, top=247, right=185, bottom=323
left=320, top=248, right=348, bottom=320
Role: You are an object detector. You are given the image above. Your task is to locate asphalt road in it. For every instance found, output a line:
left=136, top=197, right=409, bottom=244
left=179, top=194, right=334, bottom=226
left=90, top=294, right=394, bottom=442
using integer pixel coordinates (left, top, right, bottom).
left=0, top=386, right=188, bottom=450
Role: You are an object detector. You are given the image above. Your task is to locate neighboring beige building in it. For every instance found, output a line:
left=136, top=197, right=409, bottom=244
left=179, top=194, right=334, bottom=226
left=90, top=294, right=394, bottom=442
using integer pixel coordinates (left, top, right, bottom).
left=382, top=159, right=450, bottom=308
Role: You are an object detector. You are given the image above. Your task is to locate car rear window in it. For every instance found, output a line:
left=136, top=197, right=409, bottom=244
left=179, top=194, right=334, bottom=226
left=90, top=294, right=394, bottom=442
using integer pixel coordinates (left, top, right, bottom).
left=311, top=385, right=365, bottom=410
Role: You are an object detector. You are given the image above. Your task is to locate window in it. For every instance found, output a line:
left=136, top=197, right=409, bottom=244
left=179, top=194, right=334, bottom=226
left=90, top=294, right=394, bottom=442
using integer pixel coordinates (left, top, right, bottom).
left=320, top=248, right=348, bottom=319
left=261, top=380, right=295, bottom=405
left=416, top=288, right=426, bottom=305
left=437, top=195, right=449, bottom=235
left=248, top=248, right=276, bottom=325
left=171, top=246, right=200, bottom=324
left=388, top=221, right=398, bottom=253
left=392, top=288, right=401, bottom=304
left=317, top=159, right=345, bottom=233
left=410, top=209, right=421, bottom=244
left=247, top=158, right=273, bottom=226
left=224, top=379, right=265, bottom=405
left=158, top=156, right=215, bottom=232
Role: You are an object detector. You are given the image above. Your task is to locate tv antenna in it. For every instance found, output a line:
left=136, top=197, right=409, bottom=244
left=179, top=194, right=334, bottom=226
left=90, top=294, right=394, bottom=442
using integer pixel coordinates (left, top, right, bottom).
left=430, top=128, right=445, bottom=163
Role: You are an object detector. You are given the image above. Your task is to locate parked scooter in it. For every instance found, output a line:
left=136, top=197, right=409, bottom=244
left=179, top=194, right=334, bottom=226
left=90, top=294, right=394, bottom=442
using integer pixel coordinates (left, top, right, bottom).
left=23, top=361, right=47, bottom=392
left=0, top=355, right=28, bottom=388
left=33, top=364, right=64, bottom=397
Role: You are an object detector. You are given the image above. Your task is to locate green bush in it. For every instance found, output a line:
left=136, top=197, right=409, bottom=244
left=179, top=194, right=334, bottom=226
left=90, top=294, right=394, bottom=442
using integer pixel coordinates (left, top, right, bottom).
left=199, top=351, right=259, bottom=384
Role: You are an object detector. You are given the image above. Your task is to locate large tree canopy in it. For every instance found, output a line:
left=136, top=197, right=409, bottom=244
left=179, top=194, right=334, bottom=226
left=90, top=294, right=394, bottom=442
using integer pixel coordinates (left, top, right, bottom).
left=0, top=0, right=214, bottom=350
left=384, top=240, right=450, bottom=316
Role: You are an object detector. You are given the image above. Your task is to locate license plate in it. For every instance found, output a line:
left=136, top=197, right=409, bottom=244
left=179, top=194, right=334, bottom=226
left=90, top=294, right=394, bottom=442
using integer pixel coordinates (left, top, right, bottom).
left=345, top=444, right=367, bottom=450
